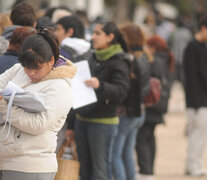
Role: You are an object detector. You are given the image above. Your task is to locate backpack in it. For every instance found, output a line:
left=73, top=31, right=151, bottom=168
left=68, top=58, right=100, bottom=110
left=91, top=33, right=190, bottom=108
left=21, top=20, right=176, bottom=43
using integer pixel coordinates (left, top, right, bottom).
left=61, top=45, right=91, bottom=63
left=144, top=77, right=162, bottom=107
left=146, top=53, right=171, bottom=114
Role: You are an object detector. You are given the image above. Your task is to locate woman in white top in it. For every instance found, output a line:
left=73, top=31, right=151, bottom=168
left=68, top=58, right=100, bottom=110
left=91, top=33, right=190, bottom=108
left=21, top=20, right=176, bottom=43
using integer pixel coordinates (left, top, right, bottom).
left=0, top=27, right=76, bottom=180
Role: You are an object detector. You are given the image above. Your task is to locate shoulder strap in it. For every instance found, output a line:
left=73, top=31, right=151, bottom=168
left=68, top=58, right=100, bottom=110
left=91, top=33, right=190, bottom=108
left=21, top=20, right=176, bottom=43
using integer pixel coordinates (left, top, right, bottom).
left=0, top=91, right=16, bottom=143
left=61, top=46, right=79, bottom=62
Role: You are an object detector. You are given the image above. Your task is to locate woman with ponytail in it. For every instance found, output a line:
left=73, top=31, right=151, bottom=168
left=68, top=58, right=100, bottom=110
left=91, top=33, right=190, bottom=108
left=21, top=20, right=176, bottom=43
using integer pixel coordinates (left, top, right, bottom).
left=75, top=22, right=130, bottom=180
left=0, top=27, right=76, bottom=180
left=136, top=35, right=174, bottom=180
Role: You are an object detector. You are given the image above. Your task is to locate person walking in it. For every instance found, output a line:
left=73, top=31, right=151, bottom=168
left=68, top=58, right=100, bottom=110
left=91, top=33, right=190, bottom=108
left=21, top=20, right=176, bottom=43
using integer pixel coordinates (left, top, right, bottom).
left=183, top=16, right=207, bottom=177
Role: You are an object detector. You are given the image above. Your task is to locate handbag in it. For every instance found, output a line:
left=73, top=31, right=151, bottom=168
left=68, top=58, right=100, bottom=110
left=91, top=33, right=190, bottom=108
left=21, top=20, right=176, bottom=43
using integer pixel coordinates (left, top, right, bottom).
left=144, top=77, right=161, bottom=107
left=54, top=139, right=80, bottom=180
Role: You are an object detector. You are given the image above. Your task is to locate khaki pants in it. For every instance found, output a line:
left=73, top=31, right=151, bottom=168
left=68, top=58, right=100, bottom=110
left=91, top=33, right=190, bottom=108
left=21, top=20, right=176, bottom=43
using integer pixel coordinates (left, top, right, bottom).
left=186, top=107, right=207, bottom=172
left=0, top=170, right=55, bottom=180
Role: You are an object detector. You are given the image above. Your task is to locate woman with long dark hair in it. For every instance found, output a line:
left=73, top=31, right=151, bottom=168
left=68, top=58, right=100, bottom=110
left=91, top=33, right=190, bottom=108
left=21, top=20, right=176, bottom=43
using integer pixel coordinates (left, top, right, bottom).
left=75, top=22, right=130, bottom=180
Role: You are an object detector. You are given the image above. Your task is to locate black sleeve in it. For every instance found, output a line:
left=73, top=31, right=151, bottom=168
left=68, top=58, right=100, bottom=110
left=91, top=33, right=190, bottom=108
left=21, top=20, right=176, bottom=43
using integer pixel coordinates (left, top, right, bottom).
left=136, top=56, right=151, bottom=99
left=96, top=59, right=130, bottom=104
left=66, top=109, right=76, bottom=130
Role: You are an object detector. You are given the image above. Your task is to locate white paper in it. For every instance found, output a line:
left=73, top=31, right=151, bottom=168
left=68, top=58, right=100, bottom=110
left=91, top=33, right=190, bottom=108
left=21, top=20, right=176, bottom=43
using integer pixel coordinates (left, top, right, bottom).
left=0, top=81, right=24, bottom=96
left=0, top=81, right=25, bottom=124
left=72, top=60, right=97, bottom=109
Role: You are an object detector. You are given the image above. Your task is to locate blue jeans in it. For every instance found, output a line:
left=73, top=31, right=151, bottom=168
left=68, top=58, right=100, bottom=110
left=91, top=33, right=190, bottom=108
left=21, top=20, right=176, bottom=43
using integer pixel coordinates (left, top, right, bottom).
left=112, top=113, right=145, bottom=180
left=75, top=120, right=118, bottom=180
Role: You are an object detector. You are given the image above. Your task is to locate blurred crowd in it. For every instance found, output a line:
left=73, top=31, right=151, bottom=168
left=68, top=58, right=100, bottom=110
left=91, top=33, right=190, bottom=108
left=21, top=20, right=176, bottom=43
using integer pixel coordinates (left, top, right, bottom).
left=0, top=1, right=207, bottom=180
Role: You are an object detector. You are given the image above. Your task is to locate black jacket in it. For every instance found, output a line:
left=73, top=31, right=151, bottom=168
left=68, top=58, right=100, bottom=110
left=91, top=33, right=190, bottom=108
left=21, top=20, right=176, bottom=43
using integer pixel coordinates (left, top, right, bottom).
left=119, top=53, right=150, bottom=117
left=0, top=50, right=19, bottom=74
left=183, top=39, right=207, bottom=108
left=77, top=52, right=130, bottom=119
left=145, top=52, right=172, bottom=124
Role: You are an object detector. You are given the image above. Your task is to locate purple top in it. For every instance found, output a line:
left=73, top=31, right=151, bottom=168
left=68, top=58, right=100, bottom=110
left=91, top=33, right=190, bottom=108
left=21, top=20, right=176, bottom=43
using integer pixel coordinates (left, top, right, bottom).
left=53, top=56, right=67, bottom=67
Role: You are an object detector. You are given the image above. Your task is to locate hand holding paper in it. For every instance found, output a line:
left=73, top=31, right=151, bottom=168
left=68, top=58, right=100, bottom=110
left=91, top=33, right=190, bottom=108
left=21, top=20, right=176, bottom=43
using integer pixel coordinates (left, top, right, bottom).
left=85, top=77, right=100, bottom=89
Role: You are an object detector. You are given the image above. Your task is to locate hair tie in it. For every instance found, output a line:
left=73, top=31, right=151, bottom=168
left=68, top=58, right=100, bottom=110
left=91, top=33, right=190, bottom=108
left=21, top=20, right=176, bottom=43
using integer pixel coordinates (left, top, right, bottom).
left=37, top=26, right=45, bottom=35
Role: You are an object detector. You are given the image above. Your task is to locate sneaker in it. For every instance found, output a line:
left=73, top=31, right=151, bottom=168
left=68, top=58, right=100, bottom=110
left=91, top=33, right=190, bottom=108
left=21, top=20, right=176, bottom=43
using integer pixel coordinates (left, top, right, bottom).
left=138, top=173, right=154, bottom=180
left=185, top=169, right=207, bottom=177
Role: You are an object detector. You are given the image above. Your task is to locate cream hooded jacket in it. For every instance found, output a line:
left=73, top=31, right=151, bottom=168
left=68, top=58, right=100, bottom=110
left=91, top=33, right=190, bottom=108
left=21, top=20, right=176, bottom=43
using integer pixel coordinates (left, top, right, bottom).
left=0, top=61, right=77, bottom=173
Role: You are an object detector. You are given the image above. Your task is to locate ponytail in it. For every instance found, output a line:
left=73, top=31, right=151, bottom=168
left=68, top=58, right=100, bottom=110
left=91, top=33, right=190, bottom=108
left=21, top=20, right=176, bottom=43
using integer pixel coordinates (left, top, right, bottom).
left=101, top=22, right=128, bottom=52
left=37, top=27, right=60, bottom=63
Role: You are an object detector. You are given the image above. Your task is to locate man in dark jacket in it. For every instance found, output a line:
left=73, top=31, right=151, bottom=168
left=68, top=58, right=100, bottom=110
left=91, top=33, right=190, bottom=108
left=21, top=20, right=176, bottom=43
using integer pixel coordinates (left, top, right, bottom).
left=54, top=15, right=91, bottom=151
left=183, top=16, right=207, bottom=177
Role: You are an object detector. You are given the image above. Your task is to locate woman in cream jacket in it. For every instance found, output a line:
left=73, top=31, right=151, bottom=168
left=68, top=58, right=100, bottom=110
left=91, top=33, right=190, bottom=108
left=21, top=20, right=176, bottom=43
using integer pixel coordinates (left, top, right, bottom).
left=0, top=28, right=76, bottom=180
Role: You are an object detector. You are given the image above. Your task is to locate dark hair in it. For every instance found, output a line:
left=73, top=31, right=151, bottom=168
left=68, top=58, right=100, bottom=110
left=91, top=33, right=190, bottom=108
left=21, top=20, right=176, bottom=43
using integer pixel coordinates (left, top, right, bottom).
left=36, top=16, right=54, bottom=29
left=10, top=2, right=37, bottom=27
left=100, top=22, right=128, bottom=52
left=198, top=16, right=207, bottom=30
left=119, top=22, right=145, bottom=51
left=56, top=15, right=85, bottom=39
left=45, top=7, right=58, bottom=18
left=19, top=27, right=59, bottom=69
left=147, top=35, right=174, bottom=72
left=8, top=27, right=36, bottom=54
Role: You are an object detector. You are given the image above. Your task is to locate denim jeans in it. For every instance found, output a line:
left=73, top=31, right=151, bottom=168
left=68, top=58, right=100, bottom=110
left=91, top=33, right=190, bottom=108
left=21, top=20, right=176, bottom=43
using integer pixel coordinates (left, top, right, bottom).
left=75, top=120, right=118, bottom=180
left=112, top=113, right=145, bottom=180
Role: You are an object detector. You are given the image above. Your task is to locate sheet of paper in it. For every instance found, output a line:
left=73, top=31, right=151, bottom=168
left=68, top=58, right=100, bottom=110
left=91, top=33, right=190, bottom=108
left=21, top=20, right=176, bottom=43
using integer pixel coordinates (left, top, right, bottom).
left=0, top=81, right=25, bottom=124
left=72, top=60, right=97, bottom=109
left=0, top=81, right=24, bottom=96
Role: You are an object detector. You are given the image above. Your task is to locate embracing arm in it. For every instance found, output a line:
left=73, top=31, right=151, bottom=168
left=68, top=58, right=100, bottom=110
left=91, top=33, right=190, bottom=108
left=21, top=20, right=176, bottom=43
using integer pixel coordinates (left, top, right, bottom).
left=0, top=80, right=73, bottom=135
left=0, top=64, right=21, bottom=89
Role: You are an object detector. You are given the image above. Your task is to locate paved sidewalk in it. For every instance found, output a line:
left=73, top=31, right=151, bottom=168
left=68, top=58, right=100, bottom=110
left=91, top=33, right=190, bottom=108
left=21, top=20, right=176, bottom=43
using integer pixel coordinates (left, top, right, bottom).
left=153, top=82, right=207, bottom=180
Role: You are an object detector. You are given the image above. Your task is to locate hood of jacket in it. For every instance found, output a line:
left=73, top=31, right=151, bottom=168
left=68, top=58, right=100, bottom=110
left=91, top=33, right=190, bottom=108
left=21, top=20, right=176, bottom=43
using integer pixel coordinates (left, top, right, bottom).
left=40, top=59, right=77, bottom=82
left=0, top=37, right=9, bottom=55
left=2, top=25, right=22, bottom=40
left=61, top=37, right=91, bottom=55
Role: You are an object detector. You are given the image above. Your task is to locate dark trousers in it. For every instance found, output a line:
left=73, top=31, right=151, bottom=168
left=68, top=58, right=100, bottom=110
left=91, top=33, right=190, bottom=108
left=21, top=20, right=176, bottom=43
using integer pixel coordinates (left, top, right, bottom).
left=136, top=122, right=156, bottom=175
left=75, top=120, right=118, bottom=180
left=0, top=170, right=55, bottom=180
